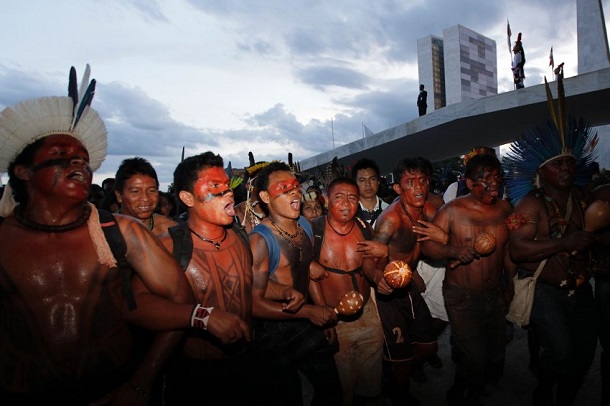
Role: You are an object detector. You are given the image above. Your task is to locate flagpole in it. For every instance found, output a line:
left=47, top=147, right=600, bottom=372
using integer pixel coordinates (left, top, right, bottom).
left=507, top=18, right=514, bottom=90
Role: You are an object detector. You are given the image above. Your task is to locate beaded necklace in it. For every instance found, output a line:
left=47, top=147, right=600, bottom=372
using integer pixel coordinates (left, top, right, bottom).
left=399, top=198, right=421, bottom=226
left=14, top=204, right=91, bottom=233
left=327, top=215, right=355, bottom=236
left=189, top=227, right=228, bottom=250
left=148, top=213, right=155, bottom=231
left=269, top=216, right=304, bottom=260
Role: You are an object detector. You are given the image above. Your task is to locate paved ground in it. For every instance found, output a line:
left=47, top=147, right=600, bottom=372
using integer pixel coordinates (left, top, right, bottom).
left=409, top=326, right=601, bottom=406
left=303, top=323, right=602, bottom=405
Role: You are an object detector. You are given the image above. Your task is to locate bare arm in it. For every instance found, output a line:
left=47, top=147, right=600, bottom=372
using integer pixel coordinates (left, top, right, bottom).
left=509, top=194, right=593, bottom=263
left=361, top=211, right=396, bottom=295
left=250, top=233, right=335, bottom=326
left=421, top=207, right=476, bottom=264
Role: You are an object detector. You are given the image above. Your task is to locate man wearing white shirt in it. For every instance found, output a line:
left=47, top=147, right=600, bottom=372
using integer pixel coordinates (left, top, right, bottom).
left=351, top=158, right=388, bottom=229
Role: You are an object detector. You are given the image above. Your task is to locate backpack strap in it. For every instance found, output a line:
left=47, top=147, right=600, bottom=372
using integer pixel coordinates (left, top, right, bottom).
left=312, top=216, right=326, bottom=261
left=169, top=221, right=251, bottom=273
left=312, top=216, right=372, bottom=261
left=168, top=222, right=193, bottom=271
left=299, top=216, right=314, bottom=243
left=98, top=209, right=137, bottom=310
left=251, top=223, right=280, bottom=276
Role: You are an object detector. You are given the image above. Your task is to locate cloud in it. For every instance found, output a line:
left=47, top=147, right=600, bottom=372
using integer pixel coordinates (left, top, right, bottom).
left=1, top=0, right=608, bottom=191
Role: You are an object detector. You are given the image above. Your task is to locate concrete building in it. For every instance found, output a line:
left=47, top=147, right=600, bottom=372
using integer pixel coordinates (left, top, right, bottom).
left=578, top=0, right=610, bottom=170
left=416, top=35, right=445, bottom=110
left=417, top=25, right=497, bottom=112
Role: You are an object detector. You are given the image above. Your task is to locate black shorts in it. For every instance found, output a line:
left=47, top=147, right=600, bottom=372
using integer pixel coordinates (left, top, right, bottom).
left=375, top=283, right=436, bottom=361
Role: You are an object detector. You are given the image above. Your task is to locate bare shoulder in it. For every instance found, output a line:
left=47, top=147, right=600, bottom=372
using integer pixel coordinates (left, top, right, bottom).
left=155, top=214, right=178, bottom=228
left=112, top=213, right=161, bottom=250
left=513, top=193, right=542, bottom=213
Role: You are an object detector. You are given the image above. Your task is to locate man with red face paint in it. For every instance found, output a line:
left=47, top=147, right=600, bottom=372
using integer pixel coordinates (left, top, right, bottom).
left=249, top=161, right=342, bottom=406
left=0, top=68, right=197, bottom=404
left=509, top=156, right=598, bottom=405
left=362, top=157, right=441, bottom=406
left=423, top=153, right=514, bottom=405
left=311, top=176, right=386, bottom=406
left=151, top=152, right=253, bottom=405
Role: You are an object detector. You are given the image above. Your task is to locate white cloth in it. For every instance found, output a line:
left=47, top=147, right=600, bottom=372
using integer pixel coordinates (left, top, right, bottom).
left=417, top=258, right=448, bottom=322
left=443, top=181, right=459, bottom=203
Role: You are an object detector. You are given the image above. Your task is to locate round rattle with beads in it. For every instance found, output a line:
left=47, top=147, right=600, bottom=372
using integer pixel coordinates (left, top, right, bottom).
left=334, top=290, right=364, bottom=316
left=383, top=260, right=413, bottom=289
left=449, top=232, right=496, bottom=269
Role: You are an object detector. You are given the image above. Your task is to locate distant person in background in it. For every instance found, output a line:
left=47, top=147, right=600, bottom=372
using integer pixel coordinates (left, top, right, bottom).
left=351, top=158, right=388, bottom=229
left=156, top=191, right=177, bottom=219
left=114, top=157, right=177, bottom=236
left=511, top=33, right=526, bottom=89
left=301, top=189, right=325, bottom=221
left=88, top=183, right=106, bottom=209
left=417, top=84, right=428, bottom=116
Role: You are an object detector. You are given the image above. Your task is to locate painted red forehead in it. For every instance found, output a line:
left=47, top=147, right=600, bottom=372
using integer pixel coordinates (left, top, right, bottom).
left=267, top=177, right=300, bottom=199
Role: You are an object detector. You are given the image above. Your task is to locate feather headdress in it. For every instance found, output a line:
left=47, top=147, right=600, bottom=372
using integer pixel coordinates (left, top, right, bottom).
left=504, top=66, right=598, bottom=204
left=0, top=64, right=107, bottom=216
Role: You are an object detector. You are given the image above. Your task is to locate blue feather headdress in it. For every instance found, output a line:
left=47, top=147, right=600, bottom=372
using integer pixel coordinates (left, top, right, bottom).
left=504, top=66, right=598, bottom=204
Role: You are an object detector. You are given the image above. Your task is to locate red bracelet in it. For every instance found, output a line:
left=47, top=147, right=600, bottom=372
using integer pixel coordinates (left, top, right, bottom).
left=190, top=304, right=214, bottom=330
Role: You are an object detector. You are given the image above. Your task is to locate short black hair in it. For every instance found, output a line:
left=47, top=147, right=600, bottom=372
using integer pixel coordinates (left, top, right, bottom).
left=114, top=157, right=159, bottom=193
left=393, top=157, right=431, bottom=183
left=328, top=176, right=358, bottom=196
left=351, top=158, right=380, bottom=179
left=173, top=152, right=224, bottom=196
left=255, top=161, right=292, bottom=216
left=464, top=154, right=502, bottom=180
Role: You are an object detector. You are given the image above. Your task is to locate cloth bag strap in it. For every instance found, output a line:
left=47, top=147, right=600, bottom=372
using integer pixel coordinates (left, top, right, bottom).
left=533, top=193, right=573, bottom=280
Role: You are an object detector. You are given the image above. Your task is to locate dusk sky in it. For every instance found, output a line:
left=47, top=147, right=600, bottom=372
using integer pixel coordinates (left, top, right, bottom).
left=1, top=0, right=608, bottom=189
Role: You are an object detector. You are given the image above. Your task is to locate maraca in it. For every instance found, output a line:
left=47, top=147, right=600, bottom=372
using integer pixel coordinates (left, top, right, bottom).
left=383, top=260, right=413, bottom=288
left=334, top=290, right=364, bottom=316
left=572, top=199, right=610, bottom=255
left=449, top=232, right=496, bottom=269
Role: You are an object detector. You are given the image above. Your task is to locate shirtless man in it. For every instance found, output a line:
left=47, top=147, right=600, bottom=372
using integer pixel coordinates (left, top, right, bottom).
left=154, top=152, right=253, bottom=404
left=362, top=157, right=439, bottom=406
left=249, top=161, right=342, bottom=405
left=509, top=155, right=597, bottom=405
left=311, top=177, right=386, bottom=406
left=592, top=184, right=610, bottom=406
left=114, top=157, right=177, bottom=235
left=423, top=153, right=513, bottom=405
left=0, top=67, right=246, bottom=404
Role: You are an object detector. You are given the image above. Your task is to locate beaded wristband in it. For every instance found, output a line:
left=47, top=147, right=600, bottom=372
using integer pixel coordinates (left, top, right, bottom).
left=190, top=304, right=214, bottom=330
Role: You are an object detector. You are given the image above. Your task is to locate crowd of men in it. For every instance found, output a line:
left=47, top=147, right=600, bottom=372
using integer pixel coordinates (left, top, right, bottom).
left=0, top=65, right=608, bottom=406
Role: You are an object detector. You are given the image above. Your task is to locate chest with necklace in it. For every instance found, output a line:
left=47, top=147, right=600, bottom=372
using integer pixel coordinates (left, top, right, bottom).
left=269, top=216, right=304, bottom=261
left=399, top=198, right=422, bottom=226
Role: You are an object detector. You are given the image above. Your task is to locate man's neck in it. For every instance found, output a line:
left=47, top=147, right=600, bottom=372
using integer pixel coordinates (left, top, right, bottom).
left=267, top=212, right=299, bottom=233
left=187, top=216, right=226, bottom=240
left=359, top=195, right=378, bottom=211
left=327, top=214, right=354, bottom=234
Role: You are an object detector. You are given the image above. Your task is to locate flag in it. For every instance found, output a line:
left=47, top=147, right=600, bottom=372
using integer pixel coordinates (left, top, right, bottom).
left=507, top=19, right=512, bottom=54
left=549, top=46, right=554, bottom=69
left=363, top=123, right=374, bottom=138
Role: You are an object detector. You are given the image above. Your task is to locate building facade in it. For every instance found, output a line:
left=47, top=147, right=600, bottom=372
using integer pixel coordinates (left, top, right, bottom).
left=417, top=25, right=497, bottom=111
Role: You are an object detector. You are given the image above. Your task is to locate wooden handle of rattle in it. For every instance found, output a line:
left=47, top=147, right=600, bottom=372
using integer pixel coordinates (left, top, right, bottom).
left=449, top=233, right=496, bottom=269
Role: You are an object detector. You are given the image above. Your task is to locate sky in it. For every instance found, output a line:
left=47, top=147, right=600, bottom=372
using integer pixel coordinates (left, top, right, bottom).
left=1, top=0, right=608, bottom=190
